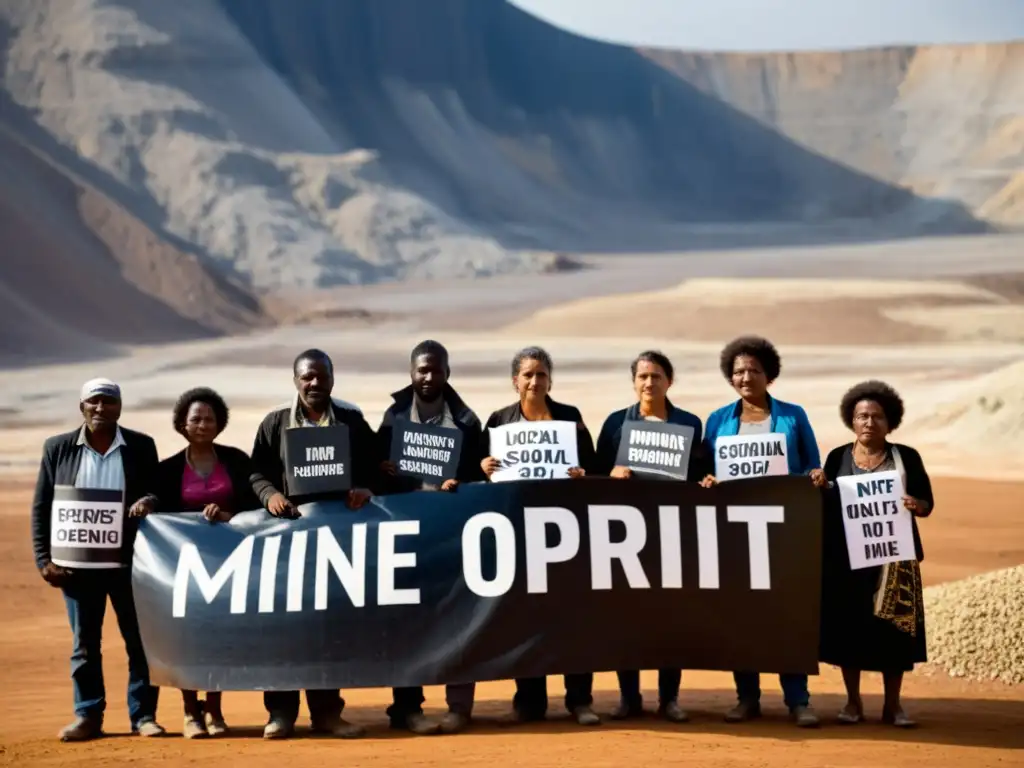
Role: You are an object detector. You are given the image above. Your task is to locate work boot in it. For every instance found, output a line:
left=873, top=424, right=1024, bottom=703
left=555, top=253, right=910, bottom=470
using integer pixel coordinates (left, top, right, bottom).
left=58, top=716, right=102, bottom=742
left=792, top=705, right=821, bottom=728
left=133, top=719, right=166, bottom=737
left=205, top=711, right=229, bottom=737
left=725, top=700, right=761, bottom=723
left=659, top=701, right=690, bottom=723
left=439, top=711, right=470, bottom=734
left=183, top=716, right=207, bottom=739
left=573, top=705, right=601, bottom=726
left=311, top=716, right=366, bottom=738
left=263, top=716, right=293, bottom=740
left=609, top=700, right=643, bottom=720
left=401, top=713, right=441, bottom=735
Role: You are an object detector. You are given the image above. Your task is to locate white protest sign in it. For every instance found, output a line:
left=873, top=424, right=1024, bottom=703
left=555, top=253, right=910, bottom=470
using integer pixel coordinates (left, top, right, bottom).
left=489, top=421, right=580, bottom=482
left=837, top=470, right=916, bottom=570
left=714, top=433, right=789, bottom=480
left=50, top=486, right=126, bottom=568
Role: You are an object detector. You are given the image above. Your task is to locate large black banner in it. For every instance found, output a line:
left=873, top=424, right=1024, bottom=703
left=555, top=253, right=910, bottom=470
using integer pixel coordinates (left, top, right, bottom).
left=132, top=476, right=822, bottom=691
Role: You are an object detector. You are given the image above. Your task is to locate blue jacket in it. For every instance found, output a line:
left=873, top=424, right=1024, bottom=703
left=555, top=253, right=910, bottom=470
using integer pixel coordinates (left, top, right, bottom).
left=595, top=400, right=707, bottom=478
left=703, top=394, right=821, bottom=476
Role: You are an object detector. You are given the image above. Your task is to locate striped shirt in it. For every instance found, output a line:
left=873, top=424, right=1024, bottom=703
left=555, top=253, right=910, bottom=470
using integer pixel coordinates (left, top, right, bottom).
left=74, top=425, right=126, bottom=492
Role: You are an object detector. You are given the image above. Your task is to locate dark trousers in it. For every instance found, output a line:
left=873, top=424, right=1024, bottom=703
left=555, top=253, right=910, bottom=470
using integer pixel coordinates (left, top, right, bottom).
left=388, top=683, right=476, bottom=724
left=616, top=669, right=682, bottom=709
left=513, top=674, right=593, bottom=718
left=263, top=690, right=344, bottom=724
left=734, top=672, right=810, bottom=710
left=61, top=568, right=159, bottom=727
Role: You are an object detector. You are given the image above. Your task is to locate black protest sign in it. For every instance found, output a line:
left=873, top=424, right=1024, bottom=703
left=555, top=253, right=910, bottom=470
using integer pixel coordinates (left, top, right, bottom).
left=616, top=421, right=695, bottom=480
left=389, top=420, right=463, bottom=482
left=284, top=424, right=352, bottom=496
left=50, top=486, right=126, bottom=569
left=133, top=475, right=822, bottom=691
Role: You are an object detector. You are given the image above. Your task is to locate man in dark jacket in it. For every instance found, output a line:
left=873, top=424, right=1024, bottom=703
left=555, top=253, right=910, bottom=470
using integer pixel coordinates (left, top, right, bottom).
left=249, top=349, right=377, bottom=740
left=377, top=340, right=484, bottom=735
left=31, top=378, right=165, bottom=741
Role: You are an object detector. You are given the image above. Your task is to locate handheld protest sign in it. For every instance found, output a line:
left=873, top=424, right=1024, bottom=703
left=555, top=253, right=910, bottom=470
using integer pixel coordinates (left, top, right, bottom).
left=50, top=486, right=126, bottom=568
left=489, top=420, right=579, bottom=482
left=616, top=421, right=694, bottom=480
left=714, top=433, right=789, bottom=481
left=837, top=470, right=916, bottom=570
left=284, top=423, right=352, bottom=496
left=390, top=420, right=463, bottom=482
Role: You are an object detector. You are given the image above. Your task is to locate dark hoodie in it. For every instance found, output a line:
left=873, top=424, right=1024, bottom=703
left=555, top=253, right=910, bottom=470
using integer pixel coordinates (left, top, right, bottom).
left=376, top=384, right=485, bottom=493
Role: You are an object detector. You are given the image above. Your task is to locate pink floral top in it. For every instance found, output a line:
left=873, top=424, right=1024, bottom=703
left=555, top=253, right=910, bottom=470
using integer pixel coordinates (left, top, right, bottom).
left=181, top=461, right=235, bottom=510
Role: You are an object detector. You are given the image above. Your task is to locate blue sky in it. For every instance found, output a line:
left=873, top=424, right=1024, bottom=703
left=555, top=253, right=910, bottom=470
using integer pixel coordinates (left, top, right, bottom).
left=510, top=0, right=1024, bottom=51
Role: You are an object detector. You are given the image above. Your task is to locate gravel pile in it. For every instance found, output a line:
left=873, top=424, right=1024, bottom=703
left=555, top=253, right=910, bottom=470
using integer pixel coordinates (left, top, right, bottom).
left=923, top=565, right=1024, bottom=685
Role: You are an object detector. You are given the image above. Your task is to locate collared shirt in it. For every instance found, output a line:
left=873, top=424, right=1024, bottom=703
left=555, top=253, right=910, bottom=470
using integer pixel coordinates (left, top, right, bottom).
left=74, top=425, right=126, bottom=492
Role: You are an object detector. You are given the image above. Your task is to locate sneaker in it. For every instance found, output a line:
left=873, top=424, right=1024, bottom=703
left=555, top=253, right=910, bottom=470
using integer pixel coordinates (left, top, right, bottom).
left=403, top=713, right=441, bottom=735
left=792, top=705, right=821, bottom=728
left=311, top=716, right=367, bottom=738
left=205, top=712, right=229, bottom=737
left=58, top=717, right=102, bottom=742
left=659, top=701, right=690, bottom=723
left=439, top=711, right=470, bottom=734
left=609, top=700, right=642, bottom=720
left=133, top=719, right=166, bottom=737
left=263, top=716, right=293, bottom=740
left=882, top=708, right=917, bottom=728
left=725, top=701, right=761, bottom=723
left=183, top=717, right=208, bottom=739
left=572, top=706, right=601, bottom=726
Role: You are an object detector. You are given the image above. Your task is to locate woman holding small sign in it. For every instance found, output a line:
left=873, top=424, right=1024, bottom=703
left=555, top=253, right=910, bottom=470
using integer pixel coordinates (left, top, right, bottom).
left=699, top=335, right=823, bottom=728
left=156, top=387, right=261, bottom=739
left=815, top=380, right=933, bottom=728
left=480, top=346, right=601, bottom=727
left=594, top=350, right=705, bottom=723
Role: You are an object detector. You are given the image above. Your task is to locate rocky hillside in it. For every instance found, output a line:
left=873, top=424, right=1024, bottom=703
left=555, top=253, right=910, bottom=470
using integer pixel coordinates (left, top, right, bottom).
left=0, top=0, right=1019, bottom=360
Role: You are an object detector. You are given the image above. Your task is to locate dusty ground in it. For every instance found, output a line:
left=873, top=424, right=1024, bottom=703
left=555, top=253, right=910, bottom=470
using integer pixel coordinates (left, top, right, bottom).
left=1, top=474, right=1022, bottom=767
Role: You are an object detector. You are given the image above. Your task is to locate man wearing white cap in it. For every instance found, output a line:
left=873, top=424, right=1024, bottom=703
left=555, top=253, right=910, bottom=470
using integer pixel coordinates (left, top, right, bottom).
left=31, top=378, right=165, bottom=741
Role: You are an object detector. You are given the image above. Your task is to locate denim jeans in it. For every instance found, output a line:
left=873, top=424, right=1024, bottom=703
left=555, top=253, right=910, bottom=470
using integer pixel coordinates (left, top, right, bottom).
left=616, top=669, right=682, bottom=709
left=61, top=568, right=159, bottom=727
left=734, top=672, right=810, bottom=710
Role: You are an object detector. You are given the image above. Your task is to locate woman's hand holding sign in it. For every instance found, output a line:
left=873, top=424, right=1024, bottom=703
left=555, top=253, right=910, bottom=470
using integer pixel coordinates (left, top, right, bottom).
left=267, top=492, right=299, bottom=519
left=610, top=465, right=633, bottom=479
left=902, top=496, right=930, bottom=517
left=346, top=488, right=373, bottom=510
left=480, top=456, right=501, bottom=478
left=567, top=466, right=586, bottom=479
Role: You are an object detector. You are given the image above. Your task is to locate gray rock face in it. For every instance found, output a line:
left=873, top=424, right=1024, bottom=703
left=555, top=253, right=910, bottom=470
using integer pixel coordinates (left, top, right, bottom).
left=0, top=0, right=997, bottom=299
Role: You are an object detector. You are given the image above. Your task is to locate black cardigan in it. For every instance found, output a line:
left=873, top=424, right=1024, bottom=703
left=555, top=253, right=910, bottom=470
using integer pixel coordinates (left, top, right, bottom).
left=31, top=426, right=159, bottom=570
left=156, top=443, right=261, bottom=513
left=376, top=384, right=485, bottom=493
left=482, top=396, right=597, bottom=475
left=823, top=442, right=934, bottom=562
left=249, top=401, right=379, bottom=506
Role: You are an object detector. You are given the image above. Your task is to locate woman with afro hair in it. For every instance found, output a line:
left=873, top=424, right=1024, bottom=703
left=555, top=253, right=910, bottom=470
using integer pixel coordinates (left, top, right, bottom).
left=156, top=387, right=260, bottom=739
left=701, top=335, right=824, bottom=728
left=815, top=380, right=933, bottom=728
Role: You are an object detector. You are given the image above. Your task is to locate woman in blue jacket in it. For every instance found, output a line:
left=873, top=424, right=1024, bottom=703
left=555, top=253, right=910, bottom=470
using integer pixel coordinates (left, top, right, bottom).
left=700, top=336, right=824, bottom=728
left=595, top=350, right=706, bottom=724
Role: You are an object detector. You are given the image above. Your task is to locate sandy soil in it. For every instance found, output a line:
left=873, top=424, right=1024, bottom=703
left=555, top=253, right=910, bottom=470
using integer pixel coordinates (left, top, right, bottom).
left=0, top=477, right=1021, bottom=767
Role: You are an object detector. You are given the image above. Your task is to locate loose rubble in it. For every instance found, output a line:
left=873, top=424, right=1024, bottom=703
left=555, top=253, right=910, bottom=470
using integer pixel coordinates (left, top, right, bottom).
left=923, top=565, right=1024, bottom=685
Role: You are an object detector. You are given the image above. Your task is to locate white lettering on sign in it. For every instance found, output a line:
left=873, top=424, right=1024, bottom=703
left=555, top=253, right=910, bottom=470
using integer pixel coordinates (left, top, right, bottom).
left=306, top=445, right=335, bottom=462
left=714, top=433, right=789, bottom=480
left=292, top=463, right=346, bottom=478
left=837, top=470, right=916, bottom=570
left=489, top=421, right=580, bottom=482
left=169, top=504, right=785, bottom=615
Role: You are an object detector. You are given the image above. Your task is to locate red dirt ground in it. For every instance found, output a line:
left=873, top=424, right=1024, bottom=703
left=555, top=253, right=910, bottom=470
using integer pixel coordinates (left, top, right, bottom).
left=1, top=477, right=1021, bottom=767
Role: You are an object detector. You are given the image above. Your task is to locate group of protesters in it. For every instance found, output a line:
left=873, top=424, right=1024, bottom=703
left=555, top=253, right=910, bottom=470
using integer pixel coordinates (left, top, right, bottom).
left=31, top=335, right=934, bottom=742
